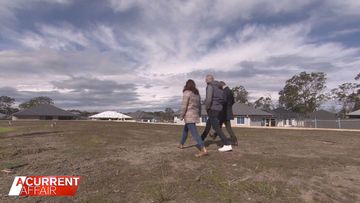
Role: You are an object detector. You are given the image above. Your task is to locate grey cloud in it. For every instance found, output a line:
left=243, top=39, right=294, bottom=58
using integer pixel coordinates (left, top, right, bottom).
left=0, top=76, right=184, bottom=111
left=144, top=84, right=152, bottom=89
left=1, top=88, right=138, bottom=110
left=266, top=55, right=337, bottom=72
left=1, top=0, right=360, bottom=111
left=185, top=66, right=291, bottom=80
left=0, top=76, right=140, bottom=110
left=52, top=76, right=136, bottom=93
left=6, top=0, right=141, bottom=32
left=0, top=50, right=139, bottom=78
left=184, top=54, right=338, bottom=83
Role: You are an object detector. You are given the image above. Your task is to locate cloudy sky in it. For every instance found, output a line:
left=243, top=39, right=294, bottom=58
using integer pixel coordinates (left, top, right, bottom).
left=0, top=0, right=359, bottom=111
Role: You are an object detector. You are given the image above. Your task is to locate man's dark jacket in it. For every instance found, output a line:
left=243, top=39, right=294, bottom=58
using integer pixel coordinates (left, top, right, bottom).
left=204, top=80, right=225, bottom=112
left=222, top=86, right=235, bottom=121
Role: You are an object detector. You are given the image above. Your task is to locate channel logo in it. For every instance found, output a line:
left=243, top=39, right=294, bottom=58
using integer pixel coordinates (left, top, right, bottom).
left=8, top=176, right=80, bottom=196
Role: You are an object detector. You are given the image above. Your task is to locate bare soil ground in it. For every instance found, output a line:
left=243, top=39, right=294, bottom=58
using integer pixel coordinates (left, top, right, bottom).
left=0, top=121, right=360, bottom=202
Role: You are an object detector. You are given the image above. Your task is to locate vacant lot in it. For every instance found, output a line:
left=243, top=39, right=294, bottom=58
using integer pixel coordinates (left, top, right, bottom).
left=0, top=121, right=360, bottom=202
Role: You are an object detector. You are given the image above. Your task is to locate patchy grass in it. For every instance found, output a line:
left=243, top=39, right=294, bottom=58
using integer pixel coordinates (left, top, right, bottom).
left=0, top=121, right=359, bottom=202
left=0, top=127, right=14, bottom=133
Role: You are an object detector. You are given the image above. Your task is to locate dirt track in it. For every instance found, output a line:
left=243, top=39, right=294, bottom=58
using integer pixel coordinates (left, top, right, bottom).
left=1, top=121, right=360, bottom=202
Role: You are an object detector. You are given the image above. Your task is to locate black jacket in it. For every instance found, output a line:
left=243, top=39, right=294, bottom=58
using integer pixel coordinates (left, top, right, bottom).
left=221, top=86, right=235, bottom=121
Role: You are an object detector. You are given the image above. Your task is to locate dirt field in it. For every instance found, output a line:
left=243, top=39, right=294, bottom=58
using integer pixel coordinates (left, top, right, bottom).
left=0, top=121, right=360, bottom=202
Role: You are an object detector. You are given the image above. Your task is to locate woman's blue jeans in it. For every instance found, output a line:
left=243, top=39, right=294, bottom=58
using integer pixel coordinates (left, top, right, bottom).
left=180, top=123, right=204, bottom=148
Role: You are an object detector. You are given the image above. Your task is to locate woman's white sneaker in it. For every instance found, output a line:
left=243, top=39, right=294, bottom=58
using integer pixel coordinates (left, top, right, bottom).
left=218, top=145, right=232, bottom=152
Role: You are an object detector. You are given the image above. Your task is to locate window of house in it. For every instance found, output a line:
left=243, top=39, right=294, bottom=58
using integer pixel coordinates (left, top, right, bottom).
left=237, top=116, right=245, bottom=124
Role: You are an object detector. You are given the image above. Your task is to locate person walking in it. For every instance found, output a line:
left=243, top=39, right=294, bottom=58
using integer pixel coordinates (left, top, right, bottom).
left=219, top=81, right=238, bottom=146
left=178, top=79, right=208, bottom=157
left=203, top=74, right=232, bottom=152
left=200, top=114, right=212, bottom=141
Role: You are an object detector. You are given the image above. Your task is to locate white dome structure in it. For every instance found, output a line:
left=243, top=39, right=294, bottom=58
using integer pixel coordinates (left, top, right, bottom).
left=89, top=111, right=133, bottom=121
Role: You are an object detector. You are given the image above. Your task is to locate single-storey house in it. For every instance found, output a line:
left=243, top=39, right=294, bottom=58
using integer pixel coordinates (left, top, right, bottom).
left=127, top=111, right=158, bottom=123
left=306, top=110, right=338, bottom=120
left=230, top=103, right=273, bottom=126
left=12, top=104, right=76, bottom=120
left=0, top=112, right=6, bottom=119
left=304, top=110, right=339, bottom=128
left=173, top=110, right=182, bottom=124
left=89, top=111, right=134, bottom=121
left=347, top=109, right=360, bottom=119
left=175, top=103, right=273, bottom=127
left=173, top=106, right=210, bottom=125
left=265, top=108, right=304, bottom=127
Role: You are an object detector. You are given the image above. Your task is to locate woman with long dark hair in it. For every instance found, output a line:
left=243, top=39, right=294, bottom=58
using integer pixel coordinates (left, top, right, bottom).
left=178, top=79, right=208, bottom=157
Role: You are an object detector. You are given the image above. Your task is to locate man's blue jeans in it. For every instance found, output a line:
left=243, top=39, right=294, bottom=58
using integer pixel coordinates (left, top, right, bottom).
left=180, top=123, right=204, bottom=148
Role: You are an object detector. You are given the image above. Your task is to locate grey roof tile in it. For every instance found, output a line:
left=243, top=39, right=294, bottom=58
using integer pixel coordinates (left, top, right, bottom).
left=13, top=104, right=76, bottom=117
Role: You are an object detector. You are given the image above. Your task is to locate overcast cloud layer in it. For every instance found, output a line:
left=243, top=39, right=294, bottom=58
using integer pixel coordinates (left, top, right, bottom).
left=0, top=0, right=360, bottom=111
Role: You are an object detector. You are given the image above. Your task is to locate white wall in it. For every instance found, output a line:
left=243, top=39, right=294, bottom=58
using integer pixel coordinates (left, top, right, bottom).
left=276, top=119, right=303, bottom=127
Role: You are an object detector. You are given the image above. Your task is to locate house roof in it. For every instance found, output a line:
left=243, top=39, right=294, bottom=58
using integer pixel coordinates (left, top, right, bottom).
left=307, top=110, right=337, bottom=120
left=89, top=111, right=132, bottom=119
left=127, top=111, right=155, bottom=120
left=201, top=103, right=272, bottom=116
left=13, top=104, right=76, bottom=117
left=232, top=103, right=273, bottom=116
left=348, top=109, right=360, bottom=116
left=266, top=107, right=301, bottom=119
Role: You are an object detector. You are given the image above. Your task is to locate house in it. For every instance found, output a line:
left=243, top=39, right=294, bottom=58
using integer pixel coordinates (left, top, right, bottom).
left=230, top=103, right=273, bottom=126
left=173, top=106, right=208, bottom=125
left=89, top=111, right=134, bottom=121
left=12, top=104, right=76, bottom=120
left=0, top=112, right=6, bottom=119
left=174, top=103, right=273, bottom=126
left=307, top=110, right=338, bottom=120
left=173, top=110, right=183, bottom=124
left=265, top=108, right=303, bottom=127
left=127, top=111, right=158, bottom=123
left=304, top=110, right=339, bottom=128
left=347, top=109, right=360, bottom=119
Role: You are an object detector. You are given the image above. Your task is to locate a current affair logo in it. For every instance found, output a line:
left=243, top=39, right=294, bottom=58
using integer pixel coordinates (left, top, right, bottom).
left=8, top=176, right=80, bottom=196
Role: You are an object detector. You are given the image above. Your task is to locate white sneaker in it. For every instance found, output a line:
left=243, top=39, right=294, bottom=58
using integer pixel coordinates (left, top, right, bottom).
left=218, top=145, right=232, bottom=152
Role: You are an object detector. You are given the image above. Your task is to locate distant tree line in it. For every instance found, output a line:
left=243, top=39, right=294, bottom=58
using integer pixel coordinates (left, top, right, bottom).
left=0, top=96, right=54, bottom=116
left=231, top=71, right=360, bottom=117
left=0, top=94, right=177, bottom=121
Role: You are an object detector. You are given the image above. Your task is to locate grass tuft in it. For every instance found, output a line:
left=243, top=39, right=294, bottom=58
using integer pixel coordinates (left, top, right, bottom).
left=0, top=127, right=14, bottom=133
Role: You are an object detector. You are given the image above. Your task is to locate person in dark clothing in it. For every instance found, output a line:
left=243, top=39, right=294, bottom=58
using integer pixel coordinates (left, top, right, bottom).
left=202, top=74, right=232, bottom=152
left=200, top=117, right=212, bottom=140
left=219, top=81, right=238, bottom=146
left=201, top=81, right=238, bottom=146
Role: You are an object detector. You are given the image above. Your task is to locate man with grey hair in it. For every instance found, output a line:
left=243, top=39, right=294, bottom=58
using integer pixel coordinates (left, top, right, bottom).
left=202, top=74, right=232, bottom=152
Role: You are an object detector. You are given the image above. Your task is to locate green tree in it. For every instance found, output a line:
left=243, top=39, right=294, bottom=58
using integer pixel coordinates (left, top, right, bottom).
left=279, top=72, right=327, bottom=114
left=19, top=96, right=54, bottom=109
left=163, top=107, right=175, bottom=121
left=356, top=73, right=360, bottom=94
left=331, top=83, right=358, bottom=117
left=353, top=97, right=360, bottom=111
left=254, top=96, right=273, bottom=111
left=0, top=96, right=15, bottom=115
left=353, top=73, right=360, bottom=110
left=231, top=85, right=248, bottom=103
